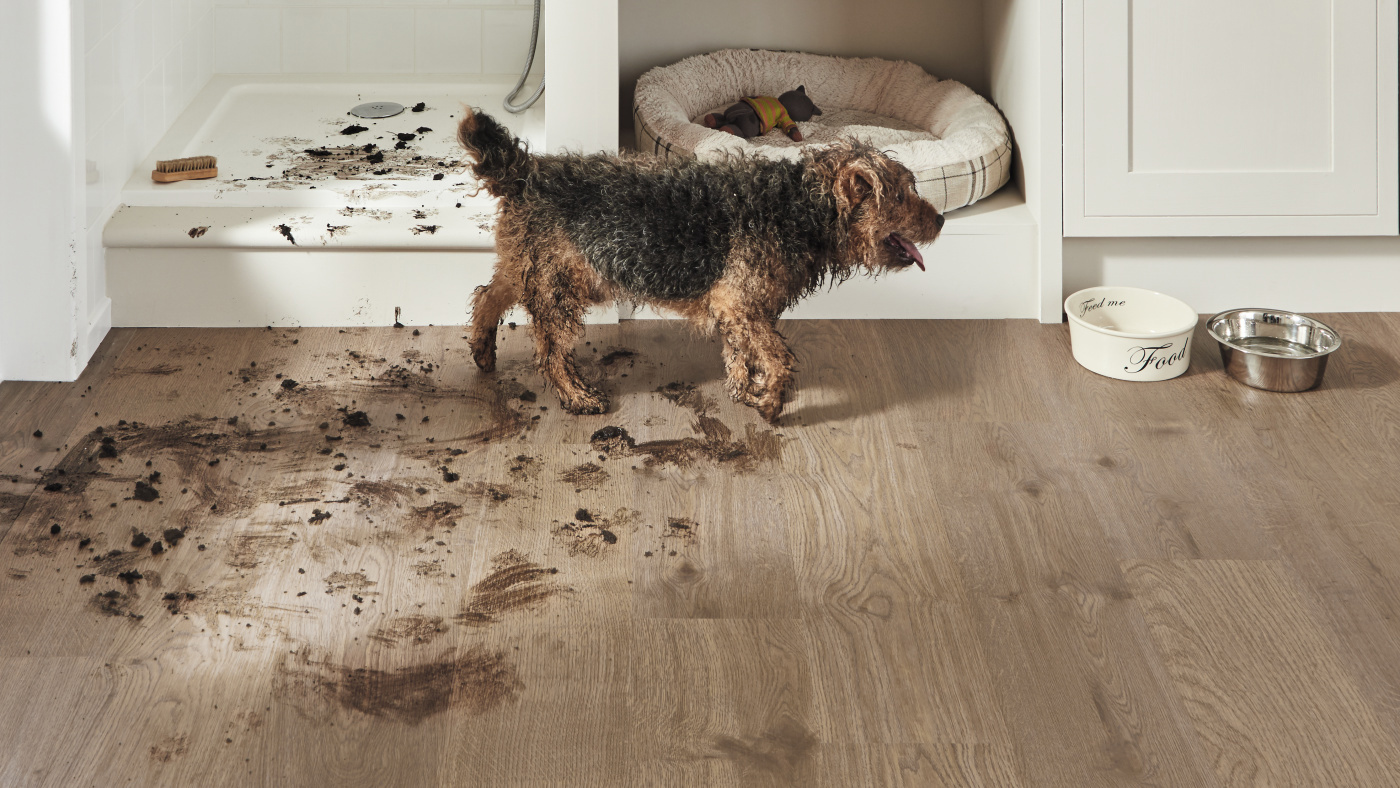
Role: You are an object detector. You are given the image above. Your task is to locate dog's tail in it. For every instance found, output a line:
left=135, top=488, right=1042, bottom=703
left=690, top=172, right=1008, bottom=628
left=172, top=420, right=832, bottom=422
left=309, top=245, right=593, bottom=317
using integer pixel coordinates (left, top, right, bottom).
left=457, top=108, right=531, bottom=199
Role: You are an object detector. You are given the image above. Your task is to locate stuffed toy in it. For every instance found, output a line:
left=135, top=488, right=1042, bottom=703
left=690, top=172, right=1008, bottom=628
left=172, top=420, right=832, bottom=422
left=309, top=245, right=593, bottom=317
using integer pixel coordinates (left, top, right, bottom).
left=701, top=86, right=823, bottom=142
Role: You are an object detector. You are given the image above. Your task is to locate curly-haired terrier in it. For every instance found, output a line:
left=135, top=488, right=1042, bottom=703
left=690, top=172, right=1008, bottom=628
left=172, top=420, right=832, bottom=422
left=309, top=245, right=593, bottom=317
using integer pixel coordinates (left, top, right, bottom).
left=458, top=109, right=944, bottom=423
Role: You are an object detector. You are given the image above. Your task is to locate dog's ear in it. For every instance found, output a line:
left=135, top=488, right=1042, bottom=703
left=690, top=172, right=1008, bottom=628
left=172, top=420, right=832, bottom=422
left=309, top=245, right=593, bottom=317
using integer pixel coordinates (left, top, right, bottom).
left=834, top=160, right=881, bottom=212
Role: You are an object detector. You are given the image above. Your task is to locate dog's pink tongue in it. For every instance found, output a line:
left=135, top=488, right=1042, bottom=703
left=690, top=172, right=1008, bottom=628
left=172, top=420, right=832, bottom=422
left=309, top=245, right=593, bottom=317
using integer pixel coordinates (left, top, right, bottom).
left=893, top=233, right=925, bottom=271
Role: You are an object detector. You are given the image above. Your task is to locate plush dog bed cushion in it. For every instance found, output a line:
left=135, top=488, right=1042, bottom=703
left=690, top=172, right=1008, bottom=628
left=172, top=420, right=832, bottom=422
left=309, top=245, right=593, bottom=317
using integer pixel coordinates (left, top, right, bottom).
left=634, top=49, right=1012, bottom=213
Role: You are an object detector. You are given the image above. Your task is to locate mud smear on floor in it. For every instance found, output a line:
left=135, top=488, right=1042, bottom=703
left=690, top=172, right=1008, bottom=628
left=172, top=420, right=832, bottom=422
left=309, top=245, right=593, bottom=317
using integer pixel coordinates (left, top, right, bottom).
left=558, top=462, right=609, bottom=490
left=227, top=533, right=290, bottom=570
left=713, top=719, right=818, bottom=778
left=0, top=491, right=27, bottom=528
left=553, top=508, right=637, bottom=558
left=589, top=423, right=779, bottom=472
left=90, top=589, right=143, bottom=620
left=346, top=479, right=422, bottom=510
left=455, top=550, right=563, bottom=626
left=162, top=590, right=197, bottom=616
left=37, top=419, right=298, bottom=500
left=148, top=734, right=188, bottom=763
left=461, top=481, right=516, bottom=505
left=394, top=385, right=533, bottom=452
left=664, top=517, right=699, bottom=545
left=325, top=571, right=376, bottom=593
left=370, top=615, right=447, bottom=647
left=408, top=501, right=461, bottom=531
left=91, top=549, right=147, bottom=577
left=414, top=558, right=446, bottom=577
left=110, top=363, right=183, bottom=377
left=9, top=517, right=91, bottom=558
left=276, top=646, right=521, bottom=725
left=360, top=363, right=445, bottom=397
left=507, top=454, right=540, bottom=482
left=341, top=481, right=422, bottom=517
left=587, top=382, right=781, bottom=471
left=597, top=348, right=638, bottom=369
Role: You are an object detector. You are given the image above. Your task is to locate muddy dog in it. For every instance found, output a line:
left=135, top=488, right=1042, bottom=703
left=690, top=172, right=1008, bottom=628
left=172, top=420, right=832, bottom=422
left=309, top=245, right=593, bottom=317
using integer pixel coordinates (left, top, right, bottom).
left=458, top=109, right=944, bottom=423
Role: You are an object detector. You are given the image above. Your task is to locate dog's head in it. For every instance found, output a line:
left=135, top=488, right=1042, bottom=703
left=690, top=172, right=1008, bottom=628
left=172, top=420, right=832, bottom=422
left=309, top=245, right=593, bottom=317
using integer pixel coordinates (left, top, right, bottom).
left=812, top=143, right=944, bottom=273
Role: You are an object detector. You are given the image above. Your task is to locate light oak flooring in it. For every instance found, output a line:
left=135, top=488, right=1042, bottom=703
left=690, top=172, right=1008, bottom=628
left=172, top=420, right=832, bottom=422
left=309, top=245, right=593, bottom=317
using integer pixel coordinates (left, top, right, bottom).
left=2, top=316, right=1400, bottom=787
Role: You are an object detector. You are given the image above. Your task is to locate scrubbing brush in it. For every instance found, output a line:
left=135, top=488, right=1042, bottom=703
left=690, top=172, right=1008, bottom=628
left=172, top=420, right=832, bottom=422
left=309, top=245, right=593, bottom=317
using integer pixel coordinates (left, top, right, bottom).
left=152, top=156, right=217, bottom=183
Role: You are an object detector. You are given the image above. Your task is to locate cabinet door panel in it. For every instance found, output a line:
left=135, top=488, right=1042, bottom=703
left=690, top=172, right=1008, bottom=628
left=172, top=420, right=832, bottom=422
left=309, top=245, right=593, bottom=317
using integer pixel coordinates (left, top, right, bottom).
left=1066, top=0, right=1398, bottom=235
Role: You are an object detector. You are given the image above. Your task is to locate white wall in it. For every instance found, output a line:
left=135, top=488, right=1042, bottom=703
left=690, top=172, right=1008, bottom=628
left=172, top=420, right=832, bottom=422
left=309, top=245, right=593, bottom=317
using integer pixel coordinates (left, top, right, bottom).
left=84, top=0, right=215, bottom=362
left=1065, top=237, right=1400, bottom=315
left=986, top=0, right=1062, bottom=321
left=212, top=1, right=544, bottom=76
left=544, top=0, right=614, bottom=154
left=618, top=0, right=989, bottom=128
left=0, top=0, right=84, bottom=382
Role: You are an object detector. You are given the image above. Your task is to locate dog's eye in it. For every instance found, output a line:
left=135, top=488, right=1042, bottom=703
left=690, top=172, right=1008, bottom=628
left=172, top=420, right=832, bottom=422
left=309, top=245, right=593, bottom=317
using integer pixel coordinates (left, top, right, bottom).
left=896, top=191, right=905, bottom=205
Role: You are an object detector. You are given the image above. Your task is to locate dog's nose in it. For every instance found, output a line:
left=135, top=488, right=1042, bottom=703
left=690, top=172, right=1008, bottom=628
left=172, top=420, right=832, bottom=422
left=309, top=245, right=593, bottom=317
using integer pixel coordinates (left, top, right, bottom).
left=935, top=213, right=945, bottom=229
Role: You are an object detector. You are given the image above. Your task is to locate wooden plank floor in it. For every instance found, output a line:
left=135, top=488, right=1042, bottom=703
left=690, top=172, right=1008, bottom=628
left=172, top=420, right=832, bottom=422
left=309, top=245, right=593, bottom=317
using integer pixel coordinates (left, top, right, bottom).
left=2, top=316, right=1400, bottom=787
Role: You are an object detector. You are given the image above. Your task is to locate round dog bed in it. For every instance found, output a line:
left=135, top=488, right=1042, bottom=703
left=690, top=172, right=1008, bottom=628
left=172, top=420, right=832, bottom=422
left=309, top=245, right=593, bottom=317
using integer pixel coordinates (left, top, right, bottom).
left=633, top=49, right=1012, bottom=213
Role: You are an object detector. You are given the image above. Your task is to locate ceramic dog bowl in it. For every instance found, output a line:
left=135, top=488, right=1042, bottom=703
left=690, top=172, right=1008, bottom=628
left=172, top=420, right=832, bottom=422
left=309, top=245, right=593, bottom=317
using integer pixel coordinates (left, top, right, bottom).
left=1065, top=286, right=1197, bottom=382
left=1206, top=308, right=1341, bottom=392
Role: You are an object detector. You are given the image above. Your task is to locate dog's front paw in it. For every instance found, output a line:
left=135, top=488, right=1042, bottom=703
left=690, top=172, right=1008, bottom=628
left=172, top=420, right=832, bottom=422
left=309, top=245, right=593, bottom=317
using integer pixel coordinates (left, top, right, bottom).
left=471, top=346, right=497, bottom=373
left=724, top=378, right=760, bottom=407
left=562, top=391, right=609, bottom=416
left=754, top=398, right=783, bottom=425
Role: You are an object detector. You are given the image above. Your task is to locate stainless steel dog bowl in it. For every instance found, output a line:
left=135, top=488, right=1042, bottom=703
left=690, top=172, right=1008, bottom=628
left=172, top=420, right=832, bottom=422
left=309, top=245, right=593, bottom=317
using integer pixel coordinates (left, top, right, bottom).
left=1206, top=309, right=1341, bottom=392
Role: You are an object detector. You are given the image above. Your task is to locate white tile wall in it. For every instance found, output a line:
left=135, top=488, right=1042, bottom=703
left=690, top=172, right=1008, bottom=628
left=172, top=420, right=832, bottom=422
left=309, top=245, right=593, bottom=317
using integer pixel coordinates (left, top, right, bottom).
left=212, top=3, right=542, bottom=76
left=85, top=0, right=215, bottom=232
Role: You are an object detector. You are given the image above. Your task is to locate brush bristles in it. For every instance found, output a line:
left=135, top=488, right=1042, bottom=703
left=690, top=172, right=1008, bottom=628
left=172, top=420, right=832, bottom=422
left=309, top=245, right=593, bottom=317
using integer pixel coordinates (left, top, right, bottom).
left=154, top=156, right=217, bottom=173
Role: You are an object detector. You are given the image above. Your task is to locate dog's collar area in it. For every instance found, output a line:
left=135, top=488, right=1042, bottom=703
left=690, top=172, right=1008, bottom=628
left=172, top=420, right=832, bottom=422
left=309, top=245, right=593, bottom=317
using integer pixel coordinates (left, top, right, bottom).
left=885, top=232, right=925, bottom=271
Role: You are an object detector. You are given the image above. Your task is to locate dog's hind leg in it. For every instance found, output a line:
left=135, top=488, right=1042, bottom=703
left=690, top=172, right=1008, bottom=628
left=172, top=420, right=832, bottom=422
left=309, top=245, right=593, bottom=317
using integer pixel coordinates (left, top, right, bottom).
left=469, top=271, right=520, bottom=373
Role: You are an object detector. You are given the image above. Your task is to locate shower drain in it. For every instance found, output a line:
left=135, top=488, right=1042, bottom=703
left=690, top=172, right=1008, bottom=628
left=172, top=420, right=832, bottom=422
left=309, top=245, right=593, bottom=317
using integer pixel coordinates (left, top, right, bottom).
left=349, top=101, right=405, bottom=119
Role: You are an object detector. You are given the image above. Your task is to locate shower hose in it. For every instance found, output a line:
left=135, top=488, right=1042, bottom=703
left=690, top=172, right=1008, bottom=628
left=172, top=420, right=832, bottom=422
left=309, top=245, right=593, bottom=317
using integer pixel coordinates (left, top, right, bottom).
left=503, top=0, right=545, bottom=113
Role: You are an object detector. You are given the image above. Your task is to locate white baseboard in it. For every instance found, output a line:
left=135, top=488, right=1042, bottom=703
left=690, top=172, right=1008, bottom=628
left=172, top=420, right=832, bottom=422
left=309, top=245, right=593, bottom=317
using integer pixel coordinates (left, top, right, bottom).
left=84, top=297, right=112, bottom=366
left=1065, top=237, right=1400, bottom=315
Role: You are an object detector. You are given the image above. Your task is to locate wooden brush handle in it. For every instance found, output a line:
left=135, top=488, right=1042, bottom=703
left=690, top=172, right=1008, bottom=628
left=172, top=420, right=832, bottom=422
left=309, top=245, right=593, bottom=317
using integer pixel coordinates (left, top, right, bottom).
left=152, top=168, right=218, bottom=183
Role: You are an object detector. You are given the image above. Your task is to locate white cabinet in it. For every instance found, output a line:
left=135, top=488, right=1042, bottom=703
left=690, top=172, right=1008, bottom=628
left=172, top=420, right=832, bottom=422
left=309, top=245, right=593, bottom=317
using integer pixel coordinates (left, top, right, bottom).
left=1064, top=0, right=1398, bottom=236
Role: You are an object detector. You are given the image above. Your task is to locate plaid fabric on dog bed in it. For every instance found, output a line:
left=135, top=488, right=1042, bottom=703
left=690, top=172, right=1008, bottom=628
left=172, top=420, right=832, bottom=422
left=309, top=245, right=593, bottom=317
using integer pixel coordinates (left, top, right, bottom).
left=634, top=49, right=1012, bottom=213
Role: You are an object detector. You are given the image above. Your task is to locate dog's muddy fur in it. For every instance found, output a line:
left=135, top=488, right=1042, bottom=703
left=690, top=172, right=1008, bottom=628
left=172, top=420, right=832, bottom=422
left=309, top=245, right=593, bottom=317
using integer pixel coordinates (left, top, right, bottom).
left=458, top=110, right=944, bottom=422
